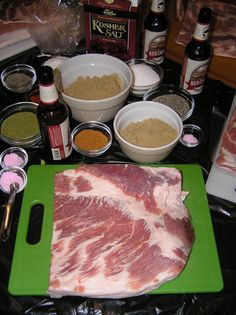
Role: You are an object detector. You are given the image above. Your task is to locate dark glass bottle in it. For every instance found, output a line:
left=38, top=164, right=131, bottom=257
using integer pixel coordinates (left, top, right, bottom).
left=37, top=66, right=72, bottom=163
left=143, top=0, right=168, bottom=64
left=180, top=7, right=212, bottom=95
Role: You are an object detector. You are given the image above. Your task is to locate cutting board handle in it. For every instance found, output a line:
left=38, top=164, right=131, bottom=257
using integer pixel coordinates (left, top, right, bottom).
left=26, top=203, right=44, bottom=244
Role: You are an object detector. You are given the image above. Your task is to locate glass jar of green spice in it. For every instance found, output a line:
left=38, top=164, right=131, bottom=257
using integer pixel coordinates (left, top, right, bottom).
left=0, top=102, right=41, bottom=148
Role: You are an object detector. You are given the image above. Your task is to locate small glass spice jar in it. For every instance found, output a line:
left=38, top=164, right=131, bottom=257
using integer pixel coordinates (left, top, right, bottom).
left=180, top=124, right=203, bottom=147
left=0, top=147, right=28, bottom=168
left=71, top=121, right=112, bottom=157
left=1, top=64, right=37, bottom=93
left=0, top=166, right=27, bottom=194
left=144, top=84, right=195, bottom=121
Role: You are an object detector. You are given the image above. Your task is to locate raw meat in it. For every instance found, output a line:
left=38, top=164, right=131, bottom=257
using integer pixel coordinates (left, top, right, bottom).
left=48, top=164, right=195, bottom=298
left=0, top=0, right=84, bottom=52
left=175, top=0, right=236, bottom=58
left=216, top=107, right=236, bottom=173
left=0, top=0, right=51, bottom=49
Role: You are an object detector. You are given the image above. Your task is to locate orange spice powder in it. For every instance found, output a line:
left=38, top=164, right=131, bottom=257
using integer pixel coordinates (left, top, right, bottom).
left=74, top=129, right=109, bottom=151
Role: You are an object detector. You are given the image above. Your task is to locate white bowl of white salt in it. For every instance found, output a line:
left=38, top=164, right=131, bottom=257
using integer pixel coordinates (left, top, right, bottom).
left=127, top=59, right=164, bottom=97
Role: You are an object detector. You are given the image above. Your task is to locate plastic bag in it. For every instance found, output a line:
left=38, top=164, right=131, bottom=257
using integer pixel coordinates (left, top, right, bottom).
left=28, top=0, right=84, bottom=55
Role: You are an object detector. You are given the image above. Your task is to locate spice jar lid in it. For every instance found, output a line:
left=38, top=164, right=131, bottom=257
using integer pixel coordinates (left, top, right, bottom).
left=1, top=64, right=37, bottom=93
left=180, top=124, right=203, bottom=147
left=71, top=121, right=113, bottom=157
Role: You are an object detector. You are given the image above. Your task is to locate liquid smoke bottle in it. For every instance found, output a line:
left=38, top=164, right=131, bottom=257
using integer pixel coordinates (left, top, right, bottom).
left=180, top=7, right=212, bottom=95
left=143, top=0, right=168, bottom=64
left=37, top=65, right=72, bottom=163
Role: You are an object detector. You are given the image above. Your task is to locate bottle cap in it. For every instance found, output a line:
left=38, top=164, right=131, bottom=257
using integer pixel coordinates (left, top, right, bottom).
left=38, top=66, right=54, bottom=84
left=198, top=7, right=212, bottom=23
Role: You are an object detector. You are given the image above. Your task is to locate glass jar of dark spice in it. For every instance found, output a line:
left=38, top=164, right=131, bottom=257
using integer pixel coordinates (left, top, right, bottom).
left=144, top=85, right=195, bottom=121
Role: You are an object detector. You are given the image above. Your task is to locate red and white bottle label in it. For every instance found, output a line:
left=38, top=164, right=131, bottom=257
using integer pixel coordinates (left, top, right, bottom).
left=47, top=117, right=72, bottom=160
left=180, top=58, right=209, bottom=95
left=143, top=29, right=167, bottom=64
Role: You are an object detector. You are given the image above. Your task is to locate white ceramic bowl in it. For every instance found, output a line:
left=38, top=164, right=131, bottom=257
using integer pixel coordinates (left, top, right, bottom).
left=56, top=54, right=133, bottom=123
left=113, top=101, right=183, bottom=163
left=127, top=59, right=164, bottom=97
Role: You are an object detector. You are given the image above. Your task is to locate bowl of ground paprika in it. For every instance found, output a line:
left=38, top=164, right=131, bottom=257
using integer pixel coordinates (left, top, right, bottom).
left=71, top=121, right=112, bottom=157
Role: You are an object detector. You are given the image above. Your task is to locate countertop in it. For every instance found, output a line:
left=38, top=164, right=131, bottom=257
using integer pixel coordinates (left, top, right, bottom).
left=0, top=47, right=236, bottom=315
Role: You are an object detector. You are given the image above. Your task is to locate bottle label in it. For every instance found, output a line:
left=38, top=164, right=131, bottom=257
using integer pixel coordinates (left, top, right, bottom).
left=180, top=57, right=210, bottom=95
left=151, top=0, right=165, bottom=13
left=40, top=83, right=59, bottom=104
left=193, top=23, right=210, bottom=41
left=143, top=29, right=167, bottom=64
left=47, top=117, right=72, bottom=160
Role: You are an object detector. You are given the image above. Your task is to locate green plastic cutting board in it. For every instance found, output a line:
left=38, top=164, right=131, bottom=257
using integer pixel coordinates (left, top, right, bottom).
left=8, top=164, right=223, bottom=296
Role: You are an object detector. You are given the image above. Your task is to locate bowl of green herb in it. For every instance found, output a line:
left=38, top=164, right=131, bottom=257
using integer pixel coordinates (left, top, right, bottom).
left=0, top=102, right=41, bottom=148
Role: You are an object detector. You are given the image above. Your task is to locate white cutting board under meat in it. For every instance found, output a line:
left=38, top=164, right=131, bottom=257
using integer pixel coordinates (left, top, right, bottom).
left=206, top=93, right=236, bottom=204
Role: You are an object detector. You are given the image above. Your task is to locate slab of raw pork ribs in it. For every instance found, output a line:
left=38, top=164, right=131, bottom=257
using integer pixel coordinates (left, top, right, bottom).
left=48, top=164, right=195, bottom=298
left=216, top=107, right=236, bottom=173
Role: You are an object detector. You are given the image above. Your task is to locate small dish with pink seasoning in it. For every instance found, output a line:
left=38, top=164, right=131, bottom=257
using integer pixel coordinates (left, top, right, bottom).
left=0, top=147, right=28, bottom=168
left=0, top=166, right=27, bottom=194
left=0, top=166, right=27, bottom=241
left=180, top=124, right=203, bottom=148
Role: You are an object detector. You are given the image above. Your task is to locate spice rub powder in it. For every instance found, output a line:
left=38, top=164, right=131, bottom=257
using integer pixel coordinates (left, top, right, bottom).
left=74, top=129, right=109, bottom=151
left=120, top=118, right=177, bottom=148
left=1, top=111, right=40, bottom=140
left=64, top=73, right=123, bottom=100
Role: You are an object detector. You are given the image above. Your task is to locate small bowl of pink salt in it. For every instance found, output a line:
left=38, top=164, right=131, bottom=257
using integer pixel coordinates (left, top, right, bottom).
left=0, top=166, right=27, bottom=194
left=0, top=147, right=28, bottom=168
left=180, top=124, right=203, bottom=148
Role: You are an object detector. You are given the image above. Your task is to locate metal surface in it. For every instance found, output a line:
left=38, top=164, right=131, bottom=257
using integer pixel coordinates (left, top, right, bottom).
left=0, top=182, right=19, bottom=241
left=9, top=164, right=223, bottom=296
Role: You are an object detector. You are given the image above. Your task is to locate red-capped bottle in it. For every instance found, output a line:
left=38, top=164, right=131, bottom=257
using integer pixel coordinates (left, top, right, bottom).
left=180, top=7, right=212, bottom=95
left=143, top=0, right=168, bottom=64
left=37, top=65, right=72, bottom=162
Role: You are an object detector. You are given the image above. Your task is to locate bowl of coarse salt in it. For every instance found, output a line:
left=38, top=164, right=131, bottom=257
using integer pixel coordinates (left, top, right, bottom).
left=127, top=59, right=164, bottom=97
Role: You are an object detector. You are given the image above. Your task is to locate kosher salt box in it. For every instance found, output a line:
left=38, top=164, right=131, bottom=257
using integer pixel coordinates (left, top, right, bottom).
left=83, top=0, right=141, bottom=61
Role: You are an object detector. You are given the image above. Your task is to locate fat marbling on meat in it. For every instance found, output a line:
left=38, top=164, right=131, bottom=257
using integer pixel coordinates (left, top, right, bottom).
left=216, top=107, right=236, bottom=173
left=48, top=164, right=195, bottom=298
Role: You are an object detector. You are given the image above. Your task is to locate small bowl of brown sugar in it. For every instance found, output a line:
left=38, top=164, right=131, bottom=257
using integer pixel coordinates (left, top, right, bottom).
left=143, top=84, right=195, bottom=121
left=113, top=101, right=183, bottom=163
left=71, top=121, right=113, bottom=157
left=1, top=64, right=37, bottom=93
